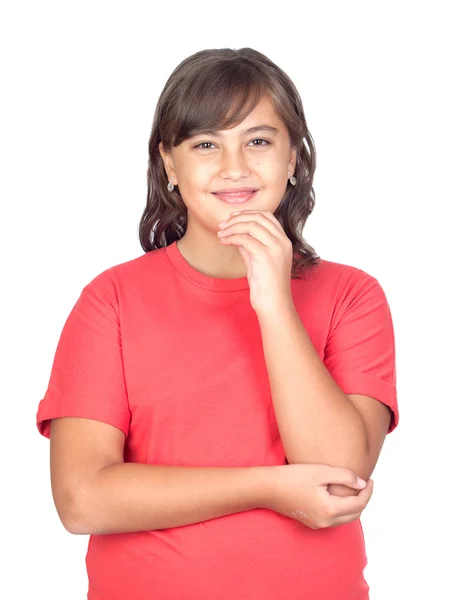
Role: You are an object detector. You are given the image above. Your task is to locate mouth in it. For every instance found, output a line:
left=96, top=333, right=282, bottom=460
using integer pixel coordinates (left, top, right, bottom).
left=212, top=190, right=258, bottom=204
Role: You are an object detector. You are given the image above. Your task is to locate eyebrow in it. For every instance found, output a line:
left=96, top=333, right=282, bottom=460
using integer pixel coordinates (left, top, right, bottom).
left=191, top=124, right=280, bottom=137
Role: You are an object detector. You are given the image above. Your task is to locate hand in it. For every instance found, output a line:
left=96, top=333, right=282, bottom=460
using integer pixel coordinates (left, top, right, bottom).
left=217, top=210, right=293, bottom=314
left=260, top=463, right=374, bottom=529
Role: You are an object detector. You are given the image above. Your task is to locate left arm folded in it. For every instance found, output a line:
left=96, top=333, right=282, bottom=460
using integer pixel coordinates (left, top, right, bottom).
left=318, top=272, right=398, bottom=495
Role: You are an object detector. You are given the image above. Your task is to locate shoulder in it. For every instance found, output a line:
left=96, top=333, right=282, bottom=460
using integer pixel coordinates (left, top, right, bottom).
left=78, top=248, right=167, bottom=302
left=302, top=256, right=381, bottom=296
left=312, top=259, right=393, bottom=336
left=294, top=257, right=391, bottom=329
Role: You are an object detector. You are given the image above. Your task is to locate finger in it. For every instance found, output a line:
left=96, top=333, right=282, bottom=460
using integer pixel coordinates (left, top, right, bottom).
left=321, top=466, right=368, bottom=490
left=252, top=210, right=286, bottom=234
left=226, top=211, right=283, bottom=237
left=219, top=230, right=276, bottom=250
left=329, top=512, right=363, bottom=528
left=327, top=480, right=373, bottom=517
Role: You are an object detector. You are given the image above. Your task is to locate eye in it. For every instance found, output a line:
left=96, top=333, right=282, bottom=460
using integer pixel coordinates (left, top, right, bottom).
left=193, top=141, right=216, bottom=150
left=193, top=138, right=271, bottom=151
left=250, top=138, right=271, bottom=147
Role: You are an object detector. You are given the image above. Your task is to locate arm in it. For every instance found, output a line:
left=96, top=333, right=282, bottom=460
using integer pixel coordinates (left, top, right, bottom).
left=256, top=301, right=371, bottom=496
left=50, top=417, right=271, bottom=535
left=73, top=462, right=271, bottom=535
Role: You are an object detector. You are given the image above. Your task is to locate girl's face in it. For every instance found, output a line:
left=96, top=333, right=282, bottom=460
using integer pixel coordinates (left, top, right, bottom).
left=159, top=94, right=297, bottom=234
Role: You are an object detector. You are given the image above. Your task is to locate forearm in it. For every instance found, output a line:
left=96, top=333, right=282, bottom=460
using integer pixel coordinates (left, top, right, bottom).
left=68, top=463, right=272, bottom=535
left=257, top=302, right=369, bottom=481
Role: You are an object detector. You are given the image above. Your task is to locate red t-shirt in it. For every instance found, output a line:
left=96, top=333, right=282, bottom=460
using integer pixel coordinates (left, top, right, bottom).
left=36, top=240, right=398, bottom=600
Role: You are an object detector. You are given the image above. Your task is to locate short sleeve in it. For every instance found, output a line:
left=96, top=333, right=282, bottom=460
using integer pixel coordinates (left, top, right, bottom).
left=36, top=271, right=131, bottom=439
left=323, top=271, right=399, bottom=434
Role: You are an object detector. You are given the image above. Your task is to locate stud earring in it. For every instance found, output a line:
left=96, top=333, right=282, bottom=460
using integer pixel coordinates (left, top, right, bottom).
left=167, top=177, right=175, bottom=192
left=289, top=172, right=297, bottom=185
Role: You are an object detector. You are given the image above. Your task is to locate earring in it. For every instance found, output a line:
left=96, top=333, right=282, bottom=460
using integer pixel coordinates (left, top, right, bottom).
left=289, top=172, right=297, bottom=185
left=167, top=177, right=175, bottom=192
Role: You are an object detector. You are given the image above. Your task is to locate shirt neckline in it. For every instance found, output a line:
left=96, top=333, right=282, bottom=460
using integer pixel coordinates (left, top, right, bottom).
left=165, top=240, right=250, bottom=291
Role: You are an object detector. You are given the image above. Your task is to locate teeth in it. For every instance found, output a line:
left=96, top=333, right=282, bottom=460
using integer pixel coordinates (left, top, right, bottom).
left=221, top=191, right=251, bottom=196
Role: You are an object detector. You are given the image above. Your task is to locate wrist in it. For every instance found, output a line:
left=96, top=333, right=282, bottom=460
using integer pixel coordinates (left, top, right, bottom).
left=252, top=465, right=280, bottom=510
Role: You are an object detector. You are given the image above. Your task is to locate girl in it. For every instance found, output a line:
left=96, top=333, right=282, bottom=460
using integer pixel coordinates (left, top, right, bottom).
left=36, top=47, right=398, bottom=600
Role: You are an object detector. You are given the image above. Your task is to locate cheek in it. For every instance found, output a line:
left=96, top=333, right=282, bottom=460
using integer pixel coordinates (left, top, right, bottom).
left=256, top=162, right=288, bottom=184
left=177, top=166, right=206, bottom=194
left=256, top=155, right=286, bottom=171
left=188, top=164, right=213, bottom=188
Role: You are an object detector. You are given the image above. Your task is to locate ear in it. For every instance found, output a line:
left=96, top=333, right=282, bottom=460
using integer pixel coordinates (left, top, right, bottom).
left=289, top=146, right=297, bottom=172
left=158, top=142, right=176, bottom=183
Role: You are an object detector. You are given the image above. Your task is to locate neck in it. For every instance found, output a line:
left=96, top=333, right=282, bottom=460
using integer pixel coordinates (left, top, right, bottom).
left=176, top=232, right=247, bottom=279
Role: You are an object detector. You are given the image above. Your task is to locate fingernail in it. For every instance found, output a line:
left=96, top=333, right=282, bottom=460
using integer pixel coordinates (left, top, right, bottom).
left=357, top=478, right=367, bottom=488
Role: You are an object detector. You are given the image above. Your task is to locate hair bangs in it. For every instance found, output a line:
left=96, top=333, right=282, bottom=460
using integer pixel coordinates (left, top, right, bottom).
left=172, top=66, right=268, bottom=146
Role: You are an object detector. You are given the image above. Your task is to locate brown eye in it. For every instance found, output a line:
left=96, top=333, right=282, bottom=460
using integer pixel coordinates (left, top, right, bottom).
left=193, top=139, right=271, bottom=150
left=193, top=142, right=216, bottom=150
left=250, top=139, right=270, bottom=147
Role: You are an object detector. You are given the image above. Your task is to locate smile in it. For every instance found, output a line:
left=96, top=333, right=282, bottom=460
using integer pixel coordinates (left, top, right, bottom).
left=212, top=190, right=258, bottom=204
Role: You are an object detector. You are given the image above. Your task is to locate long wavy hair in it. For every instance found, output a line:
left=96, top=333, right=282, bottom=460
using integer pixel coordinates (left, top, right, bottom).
left=139, top=47, right=320, bottom=279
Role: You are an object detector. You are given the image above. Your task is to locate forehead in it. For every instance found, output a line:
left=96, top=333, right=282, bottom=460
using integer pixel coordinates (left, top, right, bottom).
left=239, top=94, right=280, bottom=124
left=192, top=95, right=285, bottom=138
left=228, top=95, right=282, bottom=132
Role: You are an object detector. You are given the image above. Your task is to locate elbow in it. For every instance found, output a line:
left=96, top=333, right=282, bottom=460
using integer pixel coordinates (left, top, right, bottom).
left=284, top=431, right=374, bottom=497
left=54, top=490, right=91, bottom=535
left=64, top=481, right=111, bottom=535
left=62, top=517, right=85, bottom=536
left=64, top=510, right=89, bottom=536
left=285, top=440, right=372, bottom=481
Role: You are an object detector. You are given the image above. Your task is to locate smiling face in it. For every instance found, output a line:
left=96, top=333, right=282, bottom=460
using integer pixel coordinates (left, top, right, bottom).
left=159, top=94, right=297, bottom=236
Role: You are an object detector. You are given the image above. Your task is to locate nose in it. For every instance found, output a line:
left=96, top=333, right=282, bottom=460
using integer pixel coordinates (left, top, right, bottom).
left=218, top=147, right=251, bottom=180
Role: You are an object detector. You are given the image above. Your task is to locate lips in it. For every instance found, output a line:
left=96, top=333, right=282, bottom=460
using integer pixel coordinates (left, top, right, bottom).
left=213, top=187, right=258, bottom=194
left=213, top=190, right=258, bottom=204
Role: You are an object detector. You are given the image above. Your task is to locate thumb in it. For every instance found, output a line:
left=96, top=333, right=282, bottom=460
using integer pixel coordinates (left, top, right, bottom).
left=324, top=467, right=367, bottom=489
left=237, top=245, right=251, bottom=268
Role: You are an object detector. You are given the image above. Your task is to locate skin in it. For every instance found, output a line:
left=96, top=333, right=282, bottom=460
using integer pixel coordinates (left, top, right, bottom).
left=158, top=94, right=297, bottom=279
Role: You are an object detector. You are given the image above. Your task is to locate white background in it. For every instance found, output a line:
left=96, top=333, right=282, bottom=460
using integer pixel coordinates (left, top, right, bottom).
left=2, top=1, right=450, bottom=598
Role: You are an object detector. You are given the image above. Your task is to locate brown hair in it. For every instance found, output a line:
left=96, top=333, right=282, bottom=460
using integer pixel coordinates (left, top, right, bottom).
left=139, top=47, right=320, bottom=279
